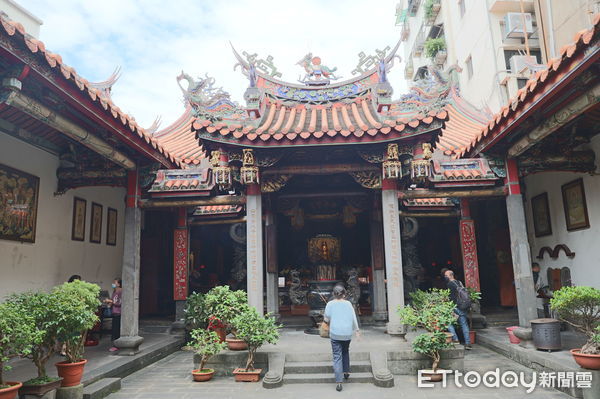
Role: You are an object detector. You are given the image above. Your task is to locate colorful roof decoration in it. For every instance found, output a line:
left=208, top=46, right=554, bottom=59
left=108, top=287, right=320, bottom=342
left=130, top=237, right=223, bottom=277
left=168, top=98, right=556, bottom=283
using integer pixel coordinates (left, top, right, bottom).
left=149, top=166, right=214, bottom=196
left=430, top=159, right=498, bottom=188
left=402, top=197, right=455, bottom=209
left=460, top=14, right=600, bottom=158
left=192, top=205, right=243, bottom=217
left=0, top=12, right=180, bottom=168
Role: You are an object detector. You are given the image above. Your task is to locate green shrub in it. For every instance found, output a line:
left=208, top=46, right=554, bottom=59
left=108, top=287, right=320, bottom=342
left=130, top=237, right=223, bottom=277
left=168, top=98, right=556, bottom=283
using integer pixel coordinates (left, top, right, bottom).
left=0, top=299, right=39, bottom=387
left=424, top=37, right=446, bottom=59
left=231, top=308, right=280, bottom=371
left=550, top=286, right=600, bottom=354
left=7, top=291, right=61, bottom=379
left=424, top=0, right=438, bottom=20
left=203, top=286, right=249, bottom=331
left=53, top=280, right=101, bottom=363
left=187, top=329, right=227, bottom=372
left=399, top=289, right=456, bottom=371
left=184, top=292, right=208, bottom=331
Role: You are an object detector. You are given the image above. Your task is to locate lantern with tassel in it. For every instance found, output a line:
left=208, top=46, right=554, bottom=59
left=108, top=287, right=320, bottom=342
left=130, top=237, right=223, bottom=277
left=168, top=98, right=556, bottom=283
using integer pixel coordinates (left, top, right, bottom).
left=240, top=148, right=260, bottom=185
left=382, top=143, right=402, bottom=179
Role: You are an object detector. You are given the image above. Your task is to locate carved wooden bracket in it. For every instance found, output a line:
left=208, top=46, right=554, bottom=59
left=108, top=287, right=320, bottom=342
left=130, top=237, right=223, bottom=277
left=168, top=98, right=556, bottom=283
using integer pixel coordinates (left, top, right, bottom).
left=536, top=244, right=576, bottom=260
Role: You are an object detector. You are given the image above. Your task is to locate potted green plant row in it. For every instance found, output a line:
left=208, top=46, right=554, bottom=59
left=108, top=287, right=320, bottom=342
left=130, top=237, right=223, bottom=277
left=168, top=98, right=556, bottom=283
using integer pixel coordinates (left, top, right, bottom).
left=550, top=286, right=600, bottom=369
left=399, top=289, right=456, bottom=382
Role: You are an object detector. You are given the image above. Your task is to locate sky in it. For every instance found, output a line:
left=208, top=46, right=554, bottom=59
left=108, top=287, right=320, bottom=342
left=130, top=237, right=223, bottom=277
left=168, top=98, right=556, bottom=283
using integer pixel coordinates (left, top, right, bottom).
left=18, top=0, right=407, bottom=130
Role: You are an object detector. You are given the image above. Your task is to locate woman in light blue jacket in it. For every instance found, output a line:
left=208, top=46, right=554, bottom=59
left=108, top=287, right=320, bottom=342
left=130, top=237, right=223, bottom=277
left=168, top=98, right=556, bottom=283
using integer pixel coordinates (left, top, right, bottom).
left=323, top=284, right=360, bottom=392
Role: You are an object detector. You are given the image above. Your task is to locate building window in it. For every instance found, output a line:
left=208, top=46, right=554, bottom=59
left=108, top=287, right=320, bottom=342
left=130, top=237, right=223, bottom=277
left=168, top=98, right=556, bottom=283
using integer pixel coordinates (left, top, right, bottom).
left=516, top=78, right=528, bottom=89
left=459, top=0, right=466, bottom=18
left=503, top=49, right=542, bottom=71
left=466, top=56, right=473, bottom=79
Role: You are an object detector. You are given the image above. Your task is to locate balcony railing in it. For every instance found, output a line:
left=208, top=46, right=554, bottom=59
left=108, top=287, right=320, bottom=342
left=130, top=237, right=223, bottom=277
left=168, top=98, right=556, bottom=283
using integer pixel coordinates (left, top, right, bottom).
left=412, top=24, right=428, bottom=57
left=408, top=0, right=421, bottom=16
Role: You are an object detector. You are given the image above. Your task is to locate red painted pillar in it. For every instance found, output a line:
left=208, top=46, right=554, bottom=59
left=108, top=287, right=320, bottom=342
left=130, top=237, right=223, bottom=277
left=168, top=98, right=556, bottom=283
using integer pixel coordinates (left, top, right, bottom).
left=173, top=207, right=188, bottom=301
left=459, top=198, right=481, bottom=291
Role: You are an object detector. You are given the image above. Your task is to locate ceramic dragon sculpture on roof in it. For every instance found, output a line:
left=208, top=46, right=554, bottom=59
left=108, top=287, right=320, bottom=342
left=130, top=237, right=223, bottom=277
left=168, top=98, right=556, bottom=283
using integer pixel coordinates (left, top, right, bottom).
left=176, top=71, right=244, bottom=121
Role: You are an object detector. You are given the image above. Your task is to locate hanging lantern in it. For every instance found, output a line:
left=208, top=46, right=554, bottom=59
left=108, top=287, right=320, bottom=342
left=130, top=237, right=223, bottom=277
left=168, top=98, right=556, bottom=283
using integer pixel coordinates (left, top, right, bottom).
left=411, top=159, right=431, bottom=182
left=240, top=148, right=260, bottom=185
left=211, top=150, right=232, bottom=189
left=382, top=143, right=402, bottom=179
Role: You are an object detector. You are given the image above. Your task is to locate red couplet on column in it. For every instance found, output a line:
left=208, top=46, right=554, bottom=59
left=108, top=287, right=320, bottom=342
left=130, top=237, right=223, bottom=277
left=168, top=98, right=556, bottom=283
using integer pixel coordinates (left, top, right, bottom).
left=173, top=227, right=188, bottom=301
left=460, top=219, right=480, bottom=291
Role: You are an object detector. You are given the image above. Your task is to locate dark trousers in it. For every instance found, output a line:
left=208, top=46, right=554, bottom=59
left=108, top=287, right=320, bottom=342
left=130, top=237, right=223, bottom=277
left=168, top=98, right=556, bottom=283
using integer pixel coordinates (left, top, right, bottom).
left=331, top=339, right=351, bottom=383
left=111, top=314, right=121, bottom=342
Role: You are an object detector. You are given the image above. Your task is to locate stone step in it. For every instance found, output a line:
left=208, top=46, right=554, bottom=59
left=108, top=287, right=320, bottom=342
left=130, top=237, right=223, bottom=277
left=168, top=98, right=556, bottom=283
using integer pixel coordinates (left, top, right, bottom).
left=82, top=378, right=121, bottom=399
left=285, top=352, right=369, bottom=362
left=284, top=360, right=371, bottom=374
left=283, top=372, right=374, bottom=384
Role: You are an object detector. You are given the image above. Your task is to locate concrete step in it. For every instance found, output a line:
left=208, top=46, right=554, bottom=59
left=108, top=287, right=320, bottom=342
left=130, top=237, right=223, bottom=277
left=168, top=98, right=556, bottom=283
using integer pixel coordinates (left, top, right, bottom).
left=285, top=352, right=369, bottom=362
left=284, top=360, right=371, bottom=374
left=283, top=372, right=374, bottom=384
left=83, top=378, right=121, bottom=399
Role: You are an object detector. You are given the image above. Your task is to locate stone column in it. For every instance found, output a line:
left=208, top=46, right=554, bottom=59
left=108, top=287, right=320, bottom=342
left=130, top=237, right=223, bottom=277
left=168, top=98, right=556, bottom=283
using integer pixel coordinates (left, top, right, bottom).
left=115, top=170, right=144, bottom=355
left=505, top=158, right=538, bottom=326
left=171, top=207, right=188, bottom=335
left=381, top=179, right=405, bottom=337
left=370, top=200, right=387, bottom=324
left=265, top=211, right=280, bottom=320
left=246, top=184, right=264, bottom=313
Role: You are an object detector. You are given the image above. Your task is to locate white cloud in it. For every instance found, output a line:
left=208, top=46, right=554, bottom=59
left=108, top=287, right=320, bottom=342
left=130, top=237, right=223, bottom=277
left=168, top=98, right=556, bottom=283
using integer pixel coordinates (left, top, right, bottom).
left=18, top=0, right=407, bottom=129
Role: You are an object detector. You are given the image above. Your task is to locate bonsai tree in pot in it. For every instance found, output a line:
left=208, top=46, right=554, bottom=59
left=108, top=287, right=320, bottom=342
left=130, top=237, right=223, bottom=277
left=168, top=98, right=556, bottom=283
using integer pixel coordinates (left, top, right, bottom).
left=184, top=292, right=209, bottom=332
left=187, top=329, right=227, bottom=382
left=203, top=286, right=249, bottom=344
left=0, top=299, right=38, bottom=399
left=53, top=280, right=100, bottom=387
left=6, top=291, right=63, bottom=395
left=230, top=308, right=280, bottom=382
left=550, top=286, right=600, bottom=369
left=399, top=289, right=456, bottom=380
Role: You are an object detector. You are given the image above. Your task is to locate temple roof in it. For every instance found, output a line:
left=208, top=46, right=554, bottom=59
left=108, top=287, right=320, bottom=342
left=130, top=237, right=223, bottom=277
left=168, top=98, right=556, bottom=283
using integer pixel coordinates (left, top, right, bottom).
left=191, top=96, right=448, bottom=147
left=460, top=14, right=600, bottom=158
left=0, top=12, right=181, bottom=168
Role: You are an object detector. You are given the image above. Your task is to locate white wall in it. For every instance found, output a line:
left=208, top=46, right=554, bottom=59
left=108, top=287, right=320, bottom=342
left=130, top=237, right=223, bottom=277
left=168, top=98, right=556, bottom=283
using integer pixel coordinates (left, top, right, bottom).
left=524, top=134, right=600, bottom=289
left=0, top=133, right=126, bottom=298
left=0, top=0, right=42, bottom=38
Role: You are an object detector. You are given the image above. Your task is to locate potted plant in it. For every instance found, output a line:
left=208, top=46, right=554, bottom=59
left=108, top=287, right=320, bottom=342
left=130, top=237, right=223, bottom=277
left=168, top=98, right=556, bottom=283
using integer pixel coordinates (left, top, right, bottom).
left=6, top=292, right=63, bottom=396
left=467, top=288, right=482, bottom=344
left=187, top=329, right=227, bottom=382
left=54, top=280, right=101, bottom=387
left=424, top=0, right=441, bottom=22
left=550, top=286, right=600, bottom=369
left=184, top=292, right=208, bottom=332
left=424, top=37, right=446, bottom=60
left=230, top=308, right=280, bottom=382
left=203, top=286, right=249, bottom=344
left=399, top=289, right=456, bottom=381
left=0, top=299, right=38, bottom=399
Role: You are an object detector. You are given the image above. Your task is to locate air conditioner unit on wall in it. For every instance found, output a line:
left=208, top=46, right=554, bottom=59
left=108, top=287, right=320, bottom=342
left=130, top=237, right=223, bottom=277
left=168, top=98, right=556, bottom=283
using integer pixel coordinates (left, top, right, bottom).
left=509, top=55, right=536, bottom=74
left=504, top=12, right=533, bottom=39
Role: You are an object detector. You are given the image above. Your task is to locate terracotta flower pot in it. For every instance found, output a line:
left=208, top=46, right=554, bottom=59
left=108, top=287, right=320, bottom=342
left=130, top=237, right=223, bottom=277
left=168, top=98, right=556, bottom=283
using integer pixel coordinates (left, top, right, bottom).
left=0, top=382, right=22, bottom=399
left=469, top=330, right=476, bottom=344
left=420, top=369, right=446, bottom=382
left=192, top=369, right=215, bottom=382
left=226, top=338, right=248, bottom=351
left=233, top=368, right=262, bottom=382
left=18, top=378, right=63, bottom=395
left=570, top=349, right=600, bottom=370
left=55, top=359, right=88, bottom=387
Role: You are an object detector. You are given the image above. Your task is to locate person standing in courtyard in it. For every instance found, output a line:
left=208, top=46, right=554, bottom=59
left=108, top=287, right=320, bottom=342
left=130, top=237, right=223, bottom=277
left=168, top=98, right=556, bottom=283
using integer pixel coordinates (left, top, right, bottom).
left=323, top=284, right=360, bottom=392
left=104, top=278, right=122, bottom=352
left=442, top=268, right=472, bottom=350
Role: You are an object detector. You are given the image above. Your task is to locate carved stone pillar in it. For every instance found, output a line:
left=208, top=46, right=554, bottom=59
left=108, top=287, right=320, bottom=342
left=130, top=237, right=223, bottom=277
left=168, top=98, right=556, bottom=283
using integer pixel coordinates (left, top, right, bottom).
left=381, top=178, right=405, bottom=337
left=116, top=170, right=144, bottom=355
left=505, top=158, right=537, bottom=326
left=246, top=184, right=264, bottom=313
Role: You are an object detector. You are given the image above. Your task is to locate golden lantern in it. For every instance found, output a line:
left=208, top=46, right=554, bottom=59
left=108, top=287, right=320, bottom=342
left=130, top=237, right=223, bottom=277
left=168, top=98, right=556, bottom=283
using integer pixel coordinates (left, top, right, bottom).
left=382, top=143, right=402, bottom=179
left=411, top=159, right=431, bottom=182
left=211, top=150, right=232, bottom=188
left=240, top=148, right=260, bottom=185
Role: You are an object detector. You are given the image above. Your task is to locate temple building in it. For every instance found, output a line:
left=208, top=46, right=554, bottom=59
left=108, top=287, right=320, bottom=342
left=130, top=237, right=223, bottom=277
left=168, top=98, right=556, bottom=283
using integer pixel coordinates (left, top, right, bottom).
left=0, top=0, right=599, bottom=355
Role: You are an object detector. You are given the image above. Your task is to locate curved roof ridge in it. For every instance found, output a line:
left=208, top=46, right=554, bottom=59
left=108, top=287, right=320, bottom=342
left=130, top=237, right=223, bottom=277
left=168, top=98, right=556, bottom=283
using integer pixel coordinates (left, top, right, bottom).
left=154, top=105, right=194, bottom=138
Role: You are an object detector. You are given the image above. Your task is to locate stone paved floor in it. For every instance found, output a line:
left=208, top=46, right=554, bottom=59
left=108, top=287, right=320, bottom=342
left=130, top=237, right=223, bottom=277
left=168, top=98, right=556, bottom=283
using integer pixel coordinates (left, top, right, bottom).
left=105, top=345, right=573, bottom=399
